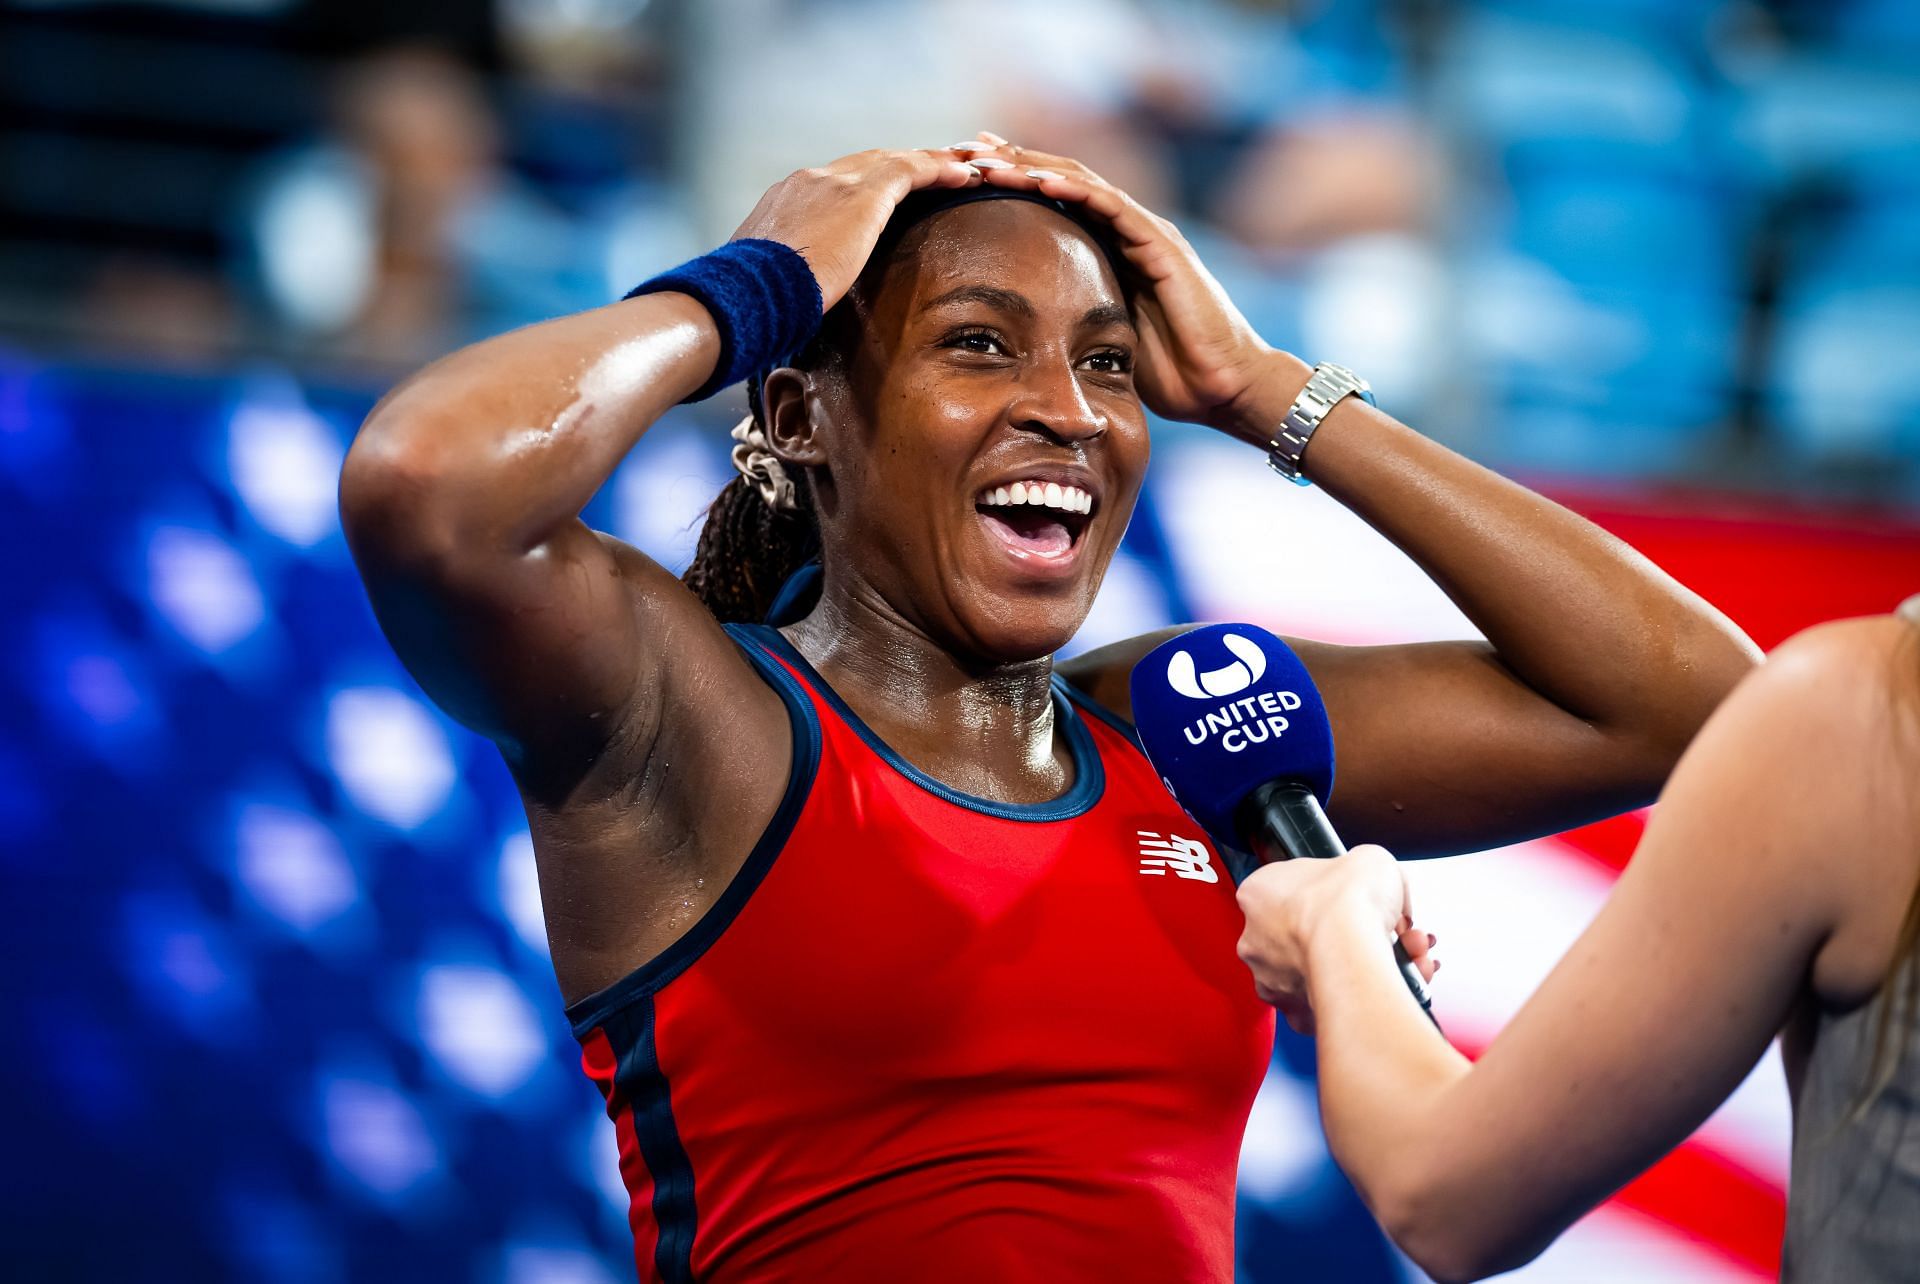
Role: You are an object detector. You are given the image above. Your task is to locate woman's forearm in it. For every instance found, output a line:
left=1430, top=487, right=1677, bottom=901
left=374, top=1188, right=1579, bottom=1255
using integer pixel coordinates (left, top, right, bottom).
left=344, top=292, right=720, bottom=555
left=1302, top=906, right=1501, bottom=1280
left=1306, top=904, right=1465, bottom=1193
left=1219, top=353, right=1760, bottom=758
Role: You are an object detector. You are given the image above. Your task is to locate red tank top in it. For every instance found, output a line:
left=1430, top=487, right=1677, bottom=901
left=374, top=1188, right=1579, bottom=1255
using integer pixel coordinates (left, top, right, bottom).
left=569, top=624, right=1274, bottom=1283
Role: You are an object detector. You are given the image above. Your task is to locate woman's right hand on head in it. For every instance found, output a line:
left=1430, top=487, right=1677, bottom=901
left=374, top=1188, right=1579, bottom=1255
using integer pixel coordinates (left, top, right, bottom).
left=732, top=149, right=983, bottom=311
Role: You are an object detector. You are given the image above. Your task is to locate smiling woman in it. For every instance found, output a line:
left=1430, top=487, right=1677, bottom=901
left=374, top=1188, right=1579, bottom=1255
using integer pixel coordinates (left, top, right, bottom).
left=337, top=137, right=1761, bottom=1283
left=683, top=188, right=1141, bottom=646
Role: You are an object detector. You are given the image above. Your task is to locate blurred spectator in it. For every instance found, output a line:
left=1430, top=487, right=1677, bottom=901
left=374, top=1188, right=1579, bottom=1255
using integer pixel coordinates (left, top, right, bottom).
left=0, top=0, right=1912, bottom=490
left=239, top=45, right=602, bottom=363
left=78, top=255, right=238, bottom=365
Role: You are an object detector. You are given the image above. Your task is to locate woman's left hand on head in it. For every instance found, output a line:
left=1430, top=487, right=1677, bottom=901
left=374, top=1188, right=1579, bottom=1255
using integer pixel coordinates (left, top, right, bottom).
left=948, top=134, right=1275, bottom=432
left=1233, top=843, right=1437, bottom=1035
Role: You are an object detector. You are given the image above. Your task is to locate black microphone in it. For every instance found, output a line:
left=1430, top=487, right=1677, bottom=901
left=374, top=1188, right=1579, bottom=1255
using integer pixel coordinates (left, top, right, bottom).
left=1239, top=781, right=1436, bottom=1023
left=1128, top=623, right=1437, bottom=1024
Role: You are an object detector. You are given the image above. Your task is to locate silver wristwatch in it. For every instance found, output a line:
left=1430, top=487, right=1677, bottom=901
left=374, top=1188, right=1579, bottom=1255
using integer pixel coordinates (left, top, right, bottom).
left=1265, top=361, right=1375, bottom=484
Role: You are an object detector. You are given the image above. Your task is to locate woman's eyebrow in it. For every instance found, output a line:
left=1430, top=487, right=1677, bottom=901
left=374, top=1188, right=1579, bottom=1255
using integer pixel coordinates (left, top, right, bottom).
left=923, top=284, right=1037, bottom=318
left=921, top=286, right=1134, bottom=335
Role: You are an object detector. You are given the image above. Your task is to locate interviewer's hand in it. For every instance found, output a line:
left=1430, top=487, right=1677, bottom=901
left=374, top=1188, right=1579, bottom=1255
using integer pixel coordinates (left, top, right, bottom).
left=1234, top=845, right=1439, bottom=1035
left=947, top=134, right=1275, bottom=432
left=732, top=149, right=983, bottom=311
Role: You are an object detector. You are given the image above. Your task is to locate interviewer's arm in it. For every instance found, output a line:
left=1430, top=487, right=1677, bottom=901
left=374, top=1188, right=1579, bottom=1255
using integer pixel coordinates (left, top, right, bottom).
left=1249, top=619, right=1915, bottom=1281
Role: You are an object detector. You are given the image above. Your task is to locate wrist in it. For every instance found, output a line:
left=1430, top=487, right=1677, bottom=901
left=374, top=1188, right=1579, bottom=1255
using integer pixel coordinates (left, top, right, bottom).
left=620, top=290, right=727, bottom=404
left=624, top=239, right=823, bottom=403
left=1303, top=887, right=1396, bottom=974
left=1228, top=355, right=1381, bottom=485
left=1210, top=350, right=1313, bottom=448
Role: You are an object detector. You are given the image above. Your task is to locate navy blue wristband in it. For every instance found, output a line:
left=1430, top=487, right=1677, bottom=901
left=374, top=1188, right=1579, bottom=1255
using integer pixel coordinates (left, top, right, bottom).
left=624, top=238, right=824, bottom=403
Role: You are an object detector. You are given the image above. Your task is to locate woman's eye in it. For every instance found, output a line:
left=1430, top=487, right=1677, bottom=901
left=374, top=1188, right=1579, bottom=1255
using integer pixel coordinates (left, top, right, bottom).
left=944, top=329, right=1006, bottom=355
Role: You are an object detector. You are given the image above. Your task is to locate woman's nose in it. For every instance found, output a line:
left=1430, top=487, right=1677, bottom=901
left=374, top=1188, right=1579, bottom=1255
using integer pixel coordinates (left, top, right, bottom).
left=1008, top=359, right=1107, bottom=443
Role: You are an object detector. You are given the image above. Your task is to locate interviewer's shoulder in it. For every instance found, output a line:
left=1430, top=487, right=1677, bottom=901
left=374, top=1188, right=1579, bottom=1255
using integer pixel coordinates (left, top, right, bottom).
left=1758, top=613, right=1918, bottom=709
left=1706, top=612, right=1920, bottom=773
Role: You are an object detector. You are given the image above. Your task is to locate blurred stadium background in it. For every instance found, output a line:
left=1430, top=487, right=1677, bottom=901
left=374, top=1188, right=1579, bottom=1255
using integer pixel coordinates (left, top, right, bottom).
left=3, top=1, right=1918, bottom=1281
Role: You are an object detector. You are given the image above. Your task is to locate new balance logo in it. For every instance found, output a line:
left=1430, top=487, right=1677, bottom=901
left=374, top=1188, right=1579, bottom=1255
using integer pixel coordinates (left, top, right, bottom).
left=1137, top=831, right=1218, bottom=883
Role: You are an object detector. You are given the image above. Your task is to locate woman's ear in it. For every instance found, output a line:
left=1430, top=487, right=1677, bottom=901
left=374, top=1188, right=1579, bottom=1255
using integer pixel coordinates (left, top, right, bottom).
left=761, top=367, right=829, bottom=468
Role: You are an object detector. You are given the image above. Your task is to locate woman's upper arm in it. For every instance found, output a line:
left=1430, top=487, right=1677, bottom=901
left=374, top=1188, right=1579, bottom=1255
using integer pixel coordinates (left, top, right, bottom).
left=1061, top=628, right=1665, bottom=856
left=341, top=444, right=760, bottom=794
left=1406, top=622, right=1901, bottom=1269
left=1299, top=637, right=1680, bottom=856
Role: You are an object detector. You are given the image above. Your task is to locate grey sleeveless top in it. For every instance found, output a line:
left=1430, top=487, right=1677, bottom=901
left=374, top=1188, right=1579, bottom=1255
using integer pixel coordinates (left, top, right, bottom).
left=1780, top=595, right=1920, bottom=1283
left=1781, top=998, right=1920, bottom=1281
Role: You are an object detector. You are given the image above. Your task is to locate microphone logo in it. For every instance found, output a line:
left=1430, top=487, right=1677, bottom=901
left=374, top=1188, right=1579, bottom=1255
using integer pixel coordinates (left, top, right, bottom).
left=1165, top=632, right=1267, bottom=699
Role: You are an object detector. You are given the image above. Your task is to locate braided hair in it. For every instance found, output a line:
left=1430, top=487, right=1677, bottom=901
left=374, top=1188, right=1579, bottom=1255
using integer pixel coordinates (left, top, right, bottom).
left=680, top=318, right=843, bottom=624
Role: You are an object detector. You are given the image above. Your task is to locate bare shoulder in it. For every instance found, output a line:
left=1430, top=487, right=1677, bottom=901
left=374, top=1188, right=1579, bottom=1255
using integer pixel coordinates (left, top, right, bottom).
left=525, top=530, right=799, bottom=1004
left=1766, top=610, right=1919, bottom=682
left=1679, top=613, right=1917, bottom=787
left=589, top=529, right=793, bottom=770
left=1729, top=613, right=1920, bottom=747
left=1743, top=611, right=1920, bottom=1000
left=1646, top=611, right=1920, bottom=997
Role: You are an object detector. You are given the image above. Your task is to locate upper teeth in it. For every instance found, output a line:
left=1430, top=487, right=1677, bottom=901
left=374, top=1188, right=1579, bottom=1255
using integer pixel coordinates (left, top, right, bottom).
left=985, top=481, right=1093, bottom=515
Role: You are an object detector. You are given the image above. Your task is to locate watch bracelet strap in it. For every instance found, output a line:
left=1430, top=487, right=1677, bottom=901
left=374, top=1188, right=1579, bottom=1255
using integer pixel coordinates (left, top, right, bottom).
left=1265, top=361, right=1372, bottom=484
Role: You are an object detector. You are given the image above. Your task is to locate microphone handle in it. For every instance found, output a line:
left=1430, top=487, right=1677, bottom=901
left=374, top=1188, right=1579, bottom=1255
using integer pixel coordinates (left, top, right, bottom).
left=1238, top=781, right=1439, bottom=1028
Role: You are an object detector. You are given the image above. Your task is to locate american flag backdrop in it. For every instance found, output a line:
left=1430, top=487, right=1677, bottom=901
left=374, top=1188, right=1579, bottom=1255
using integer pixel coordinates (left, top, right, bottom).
left=1143, top=438, right=1920, bottom=1282
left=3, top=360, right=1916, bottom=1281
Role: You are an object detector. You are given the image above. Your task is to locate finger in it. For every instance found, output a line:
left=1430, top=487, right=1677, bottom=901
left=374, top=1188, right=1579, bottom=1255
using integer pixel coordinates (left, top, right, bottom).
left=1398, top=927, right=1440, bottom=983
left=965, top=155, right=1017, bottom=175
left=907, top=148, right=986, bottom=190
left=976, top=129, right=1011, bottom=147
left=975, top=164, right=1169, bottom=254
left=831, top=148, right=981, bottom=193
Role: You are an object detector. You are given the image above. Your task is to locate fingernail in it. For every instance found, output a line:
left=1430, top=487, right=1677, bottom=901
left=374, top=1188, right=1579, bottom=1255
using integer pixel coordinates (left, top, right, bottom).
left=978, top=130, right=1010, bottom=146
left=947, top=141, right=990, bottom=153
left=1427, top=933, right=1437, bottom=948
left=968, top=157, right=1012, bottom=170
left=1026, top=169, right=1064, bottom=180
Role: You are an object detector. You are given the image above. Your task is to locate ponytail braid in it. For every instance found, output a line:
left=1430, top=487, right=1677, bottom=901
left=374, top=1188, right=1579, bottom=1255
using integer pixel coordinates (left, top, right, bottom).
left=682, top=464, right=819, bottom=624
left=680, top=243, right=883, bottom=622
left=680, top=350, right=829, bottom=623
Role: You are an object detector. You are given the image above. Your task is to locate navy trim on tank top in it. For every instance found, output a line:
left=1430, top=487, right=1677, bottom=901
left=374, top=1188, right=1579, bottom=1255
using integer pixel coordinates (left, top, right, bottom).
left=1057, top=679, right=1147, bottom=754
left=565, top=623, right=822, bottom=1038
left=607, top=993, right=697, bottom=1284
left=737, top=623, right=1106, bottom=823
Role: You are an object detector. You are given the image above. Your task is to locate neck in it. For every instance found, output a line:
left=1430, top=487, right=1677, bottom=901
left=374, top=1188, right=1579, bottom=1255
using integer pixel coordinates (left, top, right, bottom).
left=782, top=573, right=1067, bottom=801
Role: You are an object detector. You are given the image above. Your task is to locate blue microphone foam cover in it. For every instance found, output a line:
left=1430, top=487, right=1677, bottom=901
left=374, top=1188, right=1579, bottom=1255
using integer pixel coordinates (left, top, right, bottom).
left=1128, top=623, right=1336, bottom=847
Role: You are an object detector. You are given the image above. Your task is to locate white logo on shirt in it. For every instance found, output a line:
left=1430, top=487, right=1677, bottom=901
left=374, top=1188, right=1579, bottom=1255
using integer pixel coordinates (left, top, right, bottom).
left=1137, top=831, right=1218, bottom=883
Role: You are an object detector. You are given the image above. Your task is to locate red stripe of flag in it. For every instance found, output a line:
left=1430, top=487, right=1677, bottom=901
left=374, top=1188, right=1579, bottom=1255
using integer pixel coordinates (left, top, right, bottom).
left=1609, top=1133, right=1785, bottom=1276
left=1554, top=811, right=1648, bottom=875
left=1450, top=962, right=1786, bottom=1277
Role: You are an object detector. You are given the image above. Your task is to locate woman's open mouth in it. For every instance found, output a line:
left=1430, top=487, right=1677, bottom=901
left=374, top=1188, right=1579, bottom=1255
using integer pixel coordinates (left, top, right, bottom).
left=974, top=479, right=1095, bottom=566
